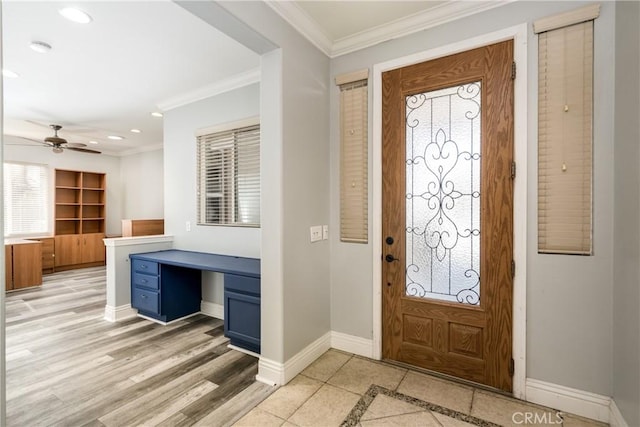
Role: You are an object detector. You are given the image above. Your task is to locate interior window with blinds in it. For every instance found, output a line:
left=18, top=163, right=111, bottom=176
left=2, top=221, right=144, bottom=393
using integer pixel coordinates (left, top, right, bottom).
left=4, top=162, right=50, bottom=237
left=197, top=121, right=260, bottom=227
left=536, top=5, right=598, bottom=255
left=338, top=69, right=369, bottom=243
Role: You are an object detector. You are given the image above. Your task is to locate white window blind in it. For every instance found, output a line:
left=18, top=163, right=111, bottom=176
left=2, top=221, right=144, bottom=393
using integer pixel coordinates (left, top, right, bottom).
left=537, top=19, right=594, bottom=255
left=4, top=162, right=50, bottom=237
left=197, top=123, right=260, bottom=227
left=339, top=72, right=368, bottom=243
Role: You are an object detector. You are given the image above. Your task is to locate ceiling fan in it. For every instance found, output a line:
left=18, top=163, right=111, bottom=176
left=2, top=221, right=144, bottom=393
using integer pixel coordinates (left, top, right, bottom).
left=14, top=124, right=101, bottom=154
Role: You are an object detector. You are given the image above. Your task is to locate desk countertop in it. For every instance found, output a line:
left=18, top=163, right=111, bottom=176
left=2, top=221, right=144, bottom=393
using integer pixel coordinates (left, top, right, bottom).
left=130, top=249, right=260, bottom=278
left=5, top=238, right=44, bottom=246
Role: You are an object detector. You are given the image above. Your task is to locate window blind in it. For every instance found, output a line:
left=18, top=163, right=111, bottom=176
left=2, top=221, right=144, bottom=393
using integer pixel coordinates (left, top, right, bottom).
left=4, top=162, right=50, bottom=237
left=197, top=124, right=260, bottom=227
left=339, top=77, right=368, bottom=243
left=538, top=20, right=593, bottom=255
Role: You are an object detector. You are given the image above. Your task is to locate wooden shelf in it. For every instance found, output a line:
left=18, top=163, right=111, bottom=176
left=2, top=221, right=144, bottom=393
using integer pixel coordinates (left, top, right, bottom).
left=54, top=169, right=106, bottom=250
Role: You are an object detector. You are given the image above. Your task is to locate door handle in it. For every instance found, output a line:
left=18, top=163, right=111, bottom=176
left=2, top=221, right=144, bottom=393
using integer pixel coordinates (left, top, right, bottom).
left=385, top=254, right=399, bottom=263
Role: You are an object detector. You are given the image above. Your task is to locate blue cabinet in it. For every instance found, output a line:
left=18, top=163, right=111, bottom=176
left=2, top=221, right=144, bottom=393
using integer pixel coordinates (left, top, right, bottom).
left=224, top=274, right=260, bottom=353
left=130, top=257, right=201, bottom=323
left=129, top=250, right=261, bottom=354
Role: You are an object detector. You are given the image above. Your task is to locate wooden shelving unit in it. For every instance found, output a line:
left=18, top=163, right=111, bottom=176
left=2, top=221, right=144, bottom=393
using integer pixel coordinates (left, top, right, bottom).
left=54, top=169, right=106, bottom=269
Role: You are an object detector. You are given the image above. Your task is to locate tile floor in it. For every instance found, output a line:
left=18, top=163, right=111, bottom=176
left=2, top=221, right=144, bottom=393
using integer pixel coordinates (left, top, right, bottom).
left=233, top=349, right=607, bottom=427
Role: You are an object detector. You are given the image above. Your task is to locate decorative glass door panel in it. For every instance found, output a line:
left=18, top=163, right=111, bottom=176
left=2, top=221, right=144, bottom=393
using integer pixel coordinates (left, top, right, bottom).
left=405, top=81, right=481, bottom=305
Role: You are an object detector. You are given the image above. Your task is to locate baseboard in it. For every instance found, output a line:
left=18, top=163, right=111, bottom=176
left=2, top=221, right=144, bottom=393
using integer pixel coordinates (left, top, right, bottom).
left=103, top=304, right=137, bottom=322
left=200, top=301, right=224, bottom=319
left=609, top=399, right=629, bottom=427
left=256, top=331, right=331, bottom=386
left=331, top=331, right=374, bottom=358
left=525, top=378, right=611, bottom=423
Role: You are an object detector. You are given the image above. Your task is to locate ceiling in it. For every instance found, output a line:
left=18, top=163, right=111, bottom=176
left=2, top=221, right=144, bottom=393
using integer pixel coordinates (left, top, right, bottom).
left=2, top=1, right=259, bottom=155
left=2, top=1, right=507, bottom=156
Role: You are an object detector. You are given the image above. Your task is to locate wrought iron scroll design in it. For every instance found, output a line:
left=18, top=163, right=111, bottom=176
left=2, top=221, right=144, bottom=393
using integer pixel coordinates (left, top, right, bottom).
left=405, top=82, right=481, bottom=305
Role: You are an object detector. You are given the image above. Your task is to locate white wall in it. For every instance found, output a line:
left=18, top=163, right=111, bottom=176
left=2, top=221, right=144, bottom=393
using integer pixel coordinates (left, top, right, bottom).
left=613, top=1, right=640, bottom=425
left=163, top=83, right=261, bottom=257
left=176, top=1, right=332, bottom=367
left=120, top=149, right=164, bottom=220
left=4, top=136, right=123, bottom=236
left=163, top=83, right=261, bottom=306
left=329, top=1, right=615, bottom=397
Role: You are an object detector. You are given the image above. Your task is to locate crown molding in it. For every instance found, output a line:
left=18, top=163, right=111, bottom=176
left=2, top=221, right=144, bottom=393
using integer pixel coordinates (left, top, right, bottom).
left=157, top=67, right=261, bottom=112
left=264, top=1, right=333, bottom=56
left=265, top=0, right=516, bottom=58
left=332, top=1, right=515, bottom=57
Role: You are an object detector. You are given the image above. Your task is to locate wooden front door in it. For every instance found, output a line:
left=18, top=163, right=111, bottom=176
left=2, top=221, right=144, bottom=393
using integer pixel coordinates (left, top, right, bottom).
left=382, top=40, right=514, bottom=392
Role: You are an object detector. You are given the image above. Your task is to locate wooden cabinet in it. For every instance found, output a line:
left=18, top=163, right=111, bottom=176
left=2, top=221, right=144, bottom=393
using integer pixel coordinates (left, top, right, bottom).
left=54, top=169, right=106, bottom=270
left=6, top=240, right=42, bottom=291
left=29, top=238, right=55, bottom=273
left=121, top=219, right=164, bottom=237
left=55, top=233, right=105, bottom=267
left=82, top=233, right=105, bottom=263
left=54, top=235, right=82, bottom=267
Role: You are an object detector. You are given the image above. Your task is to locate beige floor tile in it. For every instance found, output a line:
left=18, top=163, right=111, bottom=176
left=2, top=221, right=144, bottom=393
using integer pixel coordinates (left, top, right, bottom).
left=258, top=375, right=323, bottom=420
left=396, top=371, right=474, bottom=413
left=561, top=413, right=608, bottom=427
left=360, top=411, right=440, bottom=426
left=288, top=383, right=361, bottom=426
left=301, top=349, right=352, bottom=382
left=431, top=412, right=478, bottom=427
left=361, top=394, right=424, bottom=421
left=327, top=357, right=406, bottom=395
left=233, top=407, right=286, bottom=427
left=471, top=390, right=561, bottom=426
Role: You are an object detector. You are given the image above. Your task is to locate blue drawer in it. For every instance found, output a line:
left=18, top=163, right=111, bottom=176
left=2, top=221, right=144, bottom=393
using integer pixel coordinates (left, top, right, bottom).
left=132, top=272, right=159, bottom=290
left=224, top=290, right=260, bottom=353
left=132, top=287, right=160, bottom=314
left=225, top=274, right=260, bottom=296
left=132, top=259, right=158, bottom=275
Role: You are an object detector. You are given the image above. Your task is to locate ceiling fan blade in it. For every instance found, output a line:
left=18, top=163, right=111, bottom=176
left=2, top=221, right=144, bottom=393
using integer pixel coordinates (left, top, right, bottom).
left=9, top=135, right=53, bottom=147
left=65, top=142, right=88, bottom=148
left=66, top=147, right=101, bottom=154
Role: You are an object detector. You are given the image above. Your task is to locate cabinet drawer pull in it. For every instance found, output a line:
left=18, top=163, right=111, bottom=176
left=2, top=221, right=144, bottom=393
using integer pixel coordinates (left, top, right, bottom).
left=141, top=279, right=147, bottom=283
left=141, top=294, right=147, bottom=299
left=141, top=265, right=147, bottom=269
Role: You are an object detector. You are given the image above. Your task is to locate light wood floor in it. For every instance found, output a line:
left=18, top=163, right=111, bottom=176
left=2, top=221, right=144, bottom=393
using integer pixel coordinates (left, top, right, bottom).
left=5, top=267, right=273, bottom=427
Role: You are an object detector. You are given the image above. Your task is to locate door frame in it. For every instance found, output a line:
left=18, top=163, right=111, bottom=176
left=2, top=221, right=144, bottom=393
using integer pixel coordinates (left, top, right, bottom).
left=371, top=23, right=528, bottom=399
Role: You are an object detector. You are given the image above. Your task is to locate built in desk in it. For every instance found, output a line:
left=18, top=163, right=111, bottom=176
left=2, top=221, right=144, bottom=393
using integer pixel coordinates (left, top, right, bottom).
left=129, top=249, right=261, bottom=354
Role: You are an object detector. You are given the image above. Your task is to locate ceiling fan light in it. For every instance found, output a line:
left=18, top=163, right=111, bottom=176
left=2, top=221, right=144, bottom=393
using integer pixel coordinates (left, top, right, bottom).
left=59, top=8, right=92, bottom=24
left=52, top=146, right=64, bottom=154
left=2, top=69, right=19, bottom=78
left=30, top=41, right=52, bottom=53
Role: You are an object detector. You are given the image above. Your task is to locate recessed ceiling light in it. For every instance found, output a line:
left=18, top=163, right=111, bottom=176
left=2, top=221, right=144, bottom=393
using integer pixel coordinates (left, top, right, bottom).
left=89, top=140, right=99, bottom=145
left=2, top=69, right=19, bottom=78
left=59, top=7, right=92, bottom=24
left=151, top=112, right=163, bottom=118
left=130, top=129, right=142, bottom=133
left=30, top=41, right=52, bottom=53
left=107, top=135, right=124, bottom=141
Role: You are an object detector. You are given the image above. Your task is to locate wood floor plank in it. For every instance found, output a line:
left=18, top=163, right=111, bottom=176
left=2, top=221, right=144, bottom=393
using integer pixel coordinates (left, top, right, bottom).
left=5, top=266, right=273, bottom=426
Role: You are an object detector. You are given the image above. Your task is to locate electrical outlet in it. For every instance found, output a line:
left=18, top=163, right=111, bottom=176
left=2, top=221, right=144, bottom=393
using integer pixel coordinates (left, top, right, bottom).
left=322, top=225, right=329, bottom=240
left=310, top=225, right=322, bottom=243
left=186, top=221, right=191, bottom=232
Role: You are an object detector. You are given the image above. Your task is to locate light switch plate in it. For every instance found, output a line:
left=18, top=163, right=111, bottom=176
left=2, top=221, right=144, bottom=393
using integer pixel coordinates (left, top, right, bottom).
left=310, top=225, right=322, bottom=242
left=322, top=225, right=329, bottom=240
